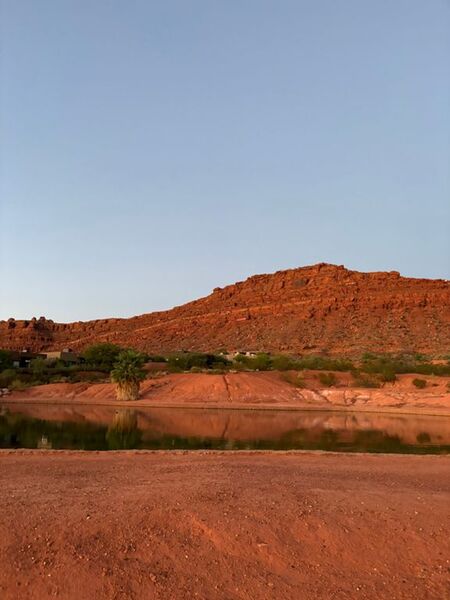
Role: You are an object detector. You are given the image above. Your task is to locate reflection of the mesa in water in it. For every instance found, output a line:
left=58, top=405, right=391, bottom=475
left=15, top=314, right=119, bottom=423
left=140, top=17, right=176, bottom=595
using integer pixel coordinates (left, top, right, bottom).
left=1, top=403, right=449, bottom=450
left=134, top=409, right=449, bottom=446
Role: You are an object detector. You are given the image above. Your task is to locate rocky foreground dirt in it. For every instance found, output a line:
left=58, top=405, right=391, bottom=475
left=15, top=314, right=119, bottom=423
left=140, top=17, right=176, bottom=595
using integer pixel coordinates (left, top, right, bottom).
left=0, top=451, right=449, bottom=600
left=1, top=263, right=449, bottom=355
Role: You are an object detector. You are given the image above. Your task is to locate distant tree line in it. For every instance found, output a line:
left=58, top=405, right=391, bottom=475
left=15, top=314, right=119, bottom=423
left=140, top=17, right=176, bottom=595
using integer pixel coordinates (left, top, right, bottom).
left=0, top=345, right=449, bottom=397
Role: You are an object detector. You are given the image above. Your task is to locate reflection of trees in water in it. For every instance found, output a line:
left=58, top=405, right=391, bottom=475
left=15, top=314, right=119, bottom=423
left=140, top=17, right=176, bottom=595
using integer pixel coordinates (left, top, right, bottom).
left=0, top=409, right=108, bottom=449
left=106, top=410, right=142, bottom=450
left=416, top=432, right=431, bottom=444
left=278, top=427, right=410, bottom=452
left=0, top=405, right=448, bottom=453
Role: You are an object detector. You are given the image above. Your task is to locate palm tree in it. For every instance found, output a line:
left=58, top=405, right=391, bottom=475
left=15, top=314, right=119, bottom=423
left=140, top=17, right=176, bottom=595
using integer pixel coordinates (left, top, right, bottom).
left=111, top=350, right=146, bottom=401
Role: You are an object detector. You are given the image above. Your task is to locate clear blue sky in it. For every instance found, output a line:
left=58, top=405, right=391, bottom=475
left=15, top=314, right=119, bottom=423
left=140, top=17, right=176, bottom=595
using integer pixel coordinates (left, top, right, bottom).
left=1, top=1, right=449, bottom=322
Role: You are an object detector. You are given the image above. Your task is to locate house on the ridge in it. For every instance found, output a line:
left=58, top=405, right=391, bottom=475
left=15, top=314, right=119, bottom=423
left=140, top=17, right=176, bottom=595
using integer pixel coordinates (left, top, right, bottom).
left=11, top=349, right=46, bottom=368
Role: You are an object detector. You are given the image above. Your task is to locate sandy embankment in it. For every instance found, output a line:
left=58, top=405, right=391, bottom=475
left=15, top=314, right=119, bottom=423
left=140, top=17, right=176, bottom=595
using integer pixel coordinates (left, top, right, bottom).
left=0, top=451, right=448, bottom=600
left=7, top=371, right=450, bottom=415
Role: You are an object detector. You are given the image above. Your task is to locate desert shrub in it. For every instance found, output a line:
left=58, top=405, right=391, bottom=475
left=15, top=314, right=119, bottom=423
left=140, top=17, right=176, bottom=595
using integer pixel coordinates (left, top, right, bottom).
left=413, top=353, right=427, bottom=362
left=0, top=369, right=17, bottom=387
left=318, top=372, right=337, bottom=386
left=412, top=378, right=427, bottom=389
left=232, top=353, right=272, bottom=371
left=295, top=356, right=354, bottom=372
left=9, top=378, right=28, bottom=391
left=351, top=370, right=381, bottom=388
left=82, top=343, right=124, bottom=371
left=361, top=352, right=378, bottom=361
left=414, top=363, right=450, bottom=376
left=147, top=355, right=167, bottom=363
left=49, top=375, right=70, bottom=384
left=271, top=355, right=296, bottom=371
left=231, top=360, right=247, bottom=372
left=295, top=376, right=306, bottom=388
left=360, top=353, right=450, bottom=377
left=379, top=366, right=396, bottom=383
left=68, top=370, right=106, bottom=383
left=167, top=353, right=230, bottom=371
left=0, top=350, right=13, bottom=371
left=361, top=354, right=405, bottom=375
left=30, top=358, right=49, bottom=381
left=234, top=353, right=355, bottom=373
left=243, top=353, right=272, bottom=371
left=280, top=372, right=306, bottom=388
left=234, top=353, right=246, bottom=363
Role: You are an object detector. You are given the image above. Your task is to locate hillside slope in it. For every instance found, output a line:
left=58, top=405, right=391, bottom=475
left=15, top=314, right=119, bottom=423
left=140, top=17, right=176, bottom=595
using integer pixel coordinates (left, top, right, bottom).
left=1, top=263, right=449, bottom=356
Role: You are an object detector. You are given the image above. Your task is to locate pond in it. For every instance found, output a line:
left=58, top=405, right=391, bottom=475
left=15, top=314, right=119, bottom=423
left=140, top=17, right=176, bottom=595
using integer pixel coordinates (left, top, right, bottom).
left=1, top=403, right=449, bottom=453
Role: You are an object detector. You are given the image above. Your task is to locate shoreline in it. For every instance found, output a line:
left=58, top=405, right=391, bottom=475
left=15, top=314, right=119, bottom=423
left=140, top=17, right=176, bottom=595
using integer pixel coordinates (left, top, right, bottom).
left=2, top=447, right=450, bottom=457
left=3, top=395, right=450, bottom=418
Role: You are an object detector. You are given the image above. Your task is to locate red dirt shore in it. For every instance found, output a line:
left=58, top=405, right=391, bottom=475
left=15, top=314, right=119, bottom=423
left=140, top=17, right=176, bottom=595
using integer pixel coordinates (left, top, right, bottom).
left=7, top=371, right=450, bottom=415
left=0, top=451, right=449, bottom=600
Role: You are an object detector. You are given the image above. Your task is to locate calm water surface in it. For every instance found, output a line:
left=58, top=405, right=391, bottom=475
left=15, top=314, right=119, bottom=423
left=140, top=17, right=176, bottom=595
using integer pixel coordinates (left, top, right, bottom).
left=1, top=403, right=449, bottom=453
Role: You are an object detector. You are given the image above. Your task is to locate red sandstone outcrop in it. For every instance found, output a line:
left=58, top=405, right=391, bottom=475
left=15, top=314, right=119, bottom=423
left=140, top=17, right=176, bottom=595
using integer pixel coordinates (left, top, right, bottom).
left=1, top=263, right=449, bottom=355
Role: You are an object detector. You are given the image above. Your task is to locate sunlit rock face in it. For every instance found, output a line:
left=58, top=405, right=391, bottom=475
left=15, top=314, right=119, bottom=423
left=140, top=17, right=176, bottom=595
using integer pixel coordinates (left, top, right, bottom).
left=1, top=263, right=449, bottom=356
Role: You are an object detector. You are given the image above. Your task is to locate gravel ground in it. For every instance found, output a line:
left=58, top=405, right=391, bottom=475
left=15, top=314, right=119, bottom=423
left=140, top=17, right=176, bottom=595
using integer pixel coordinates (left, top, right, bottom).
left=0, top=450, right=449, bottom=600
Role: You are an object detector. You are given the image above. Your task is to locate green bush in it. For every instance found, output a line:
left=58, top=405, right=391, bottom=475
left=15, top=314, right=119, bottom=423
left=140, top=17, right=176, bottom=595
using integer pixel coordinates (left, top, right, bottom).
left=360, top=353, right=450, bottom=377
left=30, top=357, right=48, bottom=381
left=245, top=353, right=272, bottom=371
left=416, top=432, right=431, bottom=443
left=147, top=355, right=167, bottom=363
left=318, top=372, right=337, bottom=386
left=379, top=366, right=396, bottom=383
left=9, top=378, right=27, bottom=391
left=351, top=370, right=381, bottom=388
left=49, top=375, right=70, bottom=384
left=232, top=353, right=272, bottom=371
left=0, top=369, right=18, bottom=387
left=294, top=356, right=354, bottom=372
left=270, top=355, right=296, bottom=371
left=0, top=350, right=13, bottom=371
left=167, top=353, right=230, bottom=372
left=280, top=372, right=306, bottom=388
left=412, top=378, right=427, bottom=389
left=82, top=343, right=124, bottom=371
left=414, top=363, right=450, bottom=376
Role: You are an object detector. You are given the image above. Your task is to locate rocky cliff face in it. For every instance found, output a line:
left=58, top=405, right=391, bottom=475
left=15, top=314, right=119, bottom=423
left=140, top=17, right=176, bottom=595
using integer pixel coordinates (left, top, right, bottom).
left=1, top=264, right=449, bottom=356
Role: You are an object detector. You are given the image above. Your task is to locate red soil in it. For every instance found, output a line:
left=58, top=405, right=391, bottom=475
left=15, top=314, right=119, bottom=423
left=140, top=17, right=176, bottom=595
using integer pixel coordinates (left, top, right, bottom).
left=1, top=263, right=449, bottom=356
left=0, top=451, right=448, bottom=600
left=8, top=371, right=450, bottom=414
